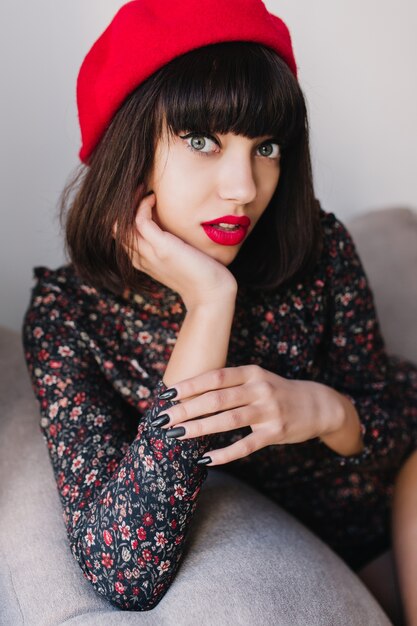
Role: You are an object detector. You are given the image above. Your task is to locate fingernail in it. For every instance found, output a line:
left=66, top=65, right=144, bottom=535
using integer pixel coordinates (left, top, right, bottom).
left=166, top=426, right=186, bottom=439
left=158, top=388, right=178, bottom=400
left=196, top=456, right=212, bottom=466
left=151, top=414, right=170, bottom=427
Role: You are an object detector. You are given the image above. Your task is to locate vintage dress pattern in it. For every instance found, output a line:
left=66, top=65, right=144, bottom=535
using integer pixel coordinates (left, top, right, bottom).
left=22, top=208, right=417, bottom=610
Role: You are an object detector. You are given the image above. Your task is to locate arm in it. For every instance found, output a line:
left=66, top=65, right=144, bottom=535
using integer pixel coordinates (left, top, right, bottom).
left=314, top=382, right=364, bottom=456
left=313, top=213, right=411, bottom=466
left=163, top=295, right=237, bottom=388
left=22, top=276, right=236, bottom=611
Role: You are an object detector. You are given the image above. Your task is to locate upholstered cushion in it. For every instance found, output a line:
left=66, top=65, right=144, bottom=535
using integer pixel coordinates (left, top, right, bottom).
left=4, top=204, right=416, bottom=625
left=348, top=207, right=417, bottom=363
left=0, top=336, right=393, bottom=624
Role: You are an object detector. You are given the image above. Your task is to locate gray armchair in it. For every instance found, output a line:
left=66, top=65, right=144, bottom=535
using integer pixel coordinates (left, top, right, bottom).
left=1, top=207, right=416, bottom=625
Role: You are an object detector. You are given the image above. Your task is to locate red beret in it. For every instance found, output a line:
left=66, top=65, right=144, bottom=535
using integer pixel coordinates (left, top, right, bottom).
left=77, top=0, right=297, bottom=165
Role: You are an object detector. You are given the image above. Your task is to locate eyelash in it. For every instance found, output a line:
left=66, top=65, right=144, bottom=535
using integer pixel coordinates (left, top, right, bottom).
left=179, top=132, right=281, bottom=160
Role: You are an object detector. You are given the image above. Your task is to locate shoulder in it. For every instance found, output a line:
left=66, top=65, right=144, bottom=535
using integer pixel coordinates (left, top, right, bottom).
left=24, top=264, right=94, bottom=319
left=317, top=207, right=362, bottom=274
left=31, top=263, right=97, bottom=296
left=318, top=207, right=354, bottom=247
left=22, top=264, right=111, bottom=343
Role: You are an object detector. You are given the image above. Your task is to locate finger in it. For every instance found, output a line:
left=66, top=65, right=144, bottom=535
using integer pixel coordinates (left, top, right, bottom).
left=135, top=193, right=159, bottom=234
left=135, top=192, right=154, bottom=222
left=197, top=431, right=262, bottom=467
left=165, top=366, right=247, bottom=402
left=159, top=382, right=250, bottom=428
left=120, top=224, right=155, bottom=273
left=170, top=405, right=254, bottom=439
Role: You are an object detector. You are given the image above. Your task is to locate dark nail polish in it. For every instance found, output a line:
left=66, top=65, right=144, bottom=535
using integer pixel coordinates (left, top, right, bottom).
left=166, top=426, right=186, bottom=439
left=196, top=456, right=212, bottom=466
left=151, top=414, right=170, bottom=427
left=158, top=388, right=178, bottom=400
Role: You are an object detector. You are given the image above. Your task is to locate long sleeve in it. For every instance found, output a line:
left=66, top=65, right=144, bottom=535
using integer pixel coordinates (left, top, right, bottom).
left=21, top=277, right=212, bottom=611
left=315, top=215, right=413, bottom=467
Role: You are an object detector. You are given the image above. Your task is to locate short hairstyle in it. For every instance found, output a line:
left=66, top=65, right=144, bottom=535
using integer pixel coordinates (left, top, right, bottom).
left=59, top=41, right=323, bottom=298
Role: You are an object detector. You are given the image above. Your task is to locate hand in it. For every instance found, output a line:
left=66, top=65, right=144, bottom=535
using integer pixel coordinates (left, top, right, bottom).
left=113, top=187, right=237, bottom=308
left=154, top=365, right=345, bottom=466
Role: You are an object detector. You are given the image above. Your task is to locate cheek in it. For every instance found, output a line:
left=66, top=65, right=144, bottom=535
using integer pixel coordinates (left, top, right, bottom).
left=264, top=171, right=280, bottom=205
left=152, top=191, right=182, bottom=233
left=151, top=207, right=164, bottom=229
left=275, top=167, right=281, bottom=188
left=269, top=165, right=281, bottom=189
left=150, top=192, right=170, bottom=230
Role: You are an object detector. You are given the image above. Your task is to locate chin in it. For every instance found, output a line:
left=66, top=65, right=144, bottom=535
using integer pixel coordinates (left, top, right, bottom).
left=214, top=250, right=238, bottom=265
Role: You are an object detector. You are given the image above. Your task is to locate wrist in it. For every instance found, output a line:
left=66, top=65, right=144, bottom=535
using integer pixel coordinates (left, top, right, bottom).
left=162, top=288, right=236, bottom=389
left=185, top=287, right=237, bottom=311
left=319, top=389, right=364, bottom=457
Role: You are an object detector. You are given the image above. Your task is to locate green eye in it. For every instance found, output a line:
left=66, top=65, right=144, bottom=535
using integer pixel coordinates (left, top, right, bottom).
left=179, top=133, right=219, bottom=157
left=257, top=143, right=280, bottom=158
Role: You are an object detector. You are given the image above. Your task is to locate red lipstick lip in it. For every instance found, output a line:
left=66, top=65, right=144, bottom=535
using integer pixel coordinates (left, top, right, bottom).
left=201, top=215, right=251, bottom=227
left=201, top=223, right=248, bottom=246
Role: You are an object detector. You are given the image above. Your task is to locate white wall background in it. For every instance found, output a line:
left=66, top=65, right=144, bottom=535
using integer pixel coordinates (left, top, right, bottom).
left=1, top=0, right=416, bottom=332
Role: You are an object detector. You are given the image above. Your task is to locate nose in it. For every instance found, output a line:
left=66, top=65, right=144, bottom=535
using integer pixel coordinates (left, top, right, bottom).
left=217, top=150, right=257, bottom=206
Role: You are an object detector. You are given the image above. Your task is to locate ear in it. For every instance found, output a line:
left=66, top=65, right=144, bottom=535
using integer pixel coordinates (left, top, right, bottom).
left=112, top=221, right=118, bottom=239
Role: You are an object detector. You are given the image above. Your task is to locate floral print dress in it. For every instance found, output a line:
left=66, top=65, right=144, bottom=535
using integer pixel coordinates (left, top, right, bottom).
left=22, top=207, right=417, bottom=611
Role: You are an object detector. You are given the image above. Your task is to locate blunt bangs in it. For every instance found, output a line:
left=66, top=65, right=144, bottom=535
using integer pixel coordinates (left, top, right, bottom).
left=154, top=41, right=305, bottom=150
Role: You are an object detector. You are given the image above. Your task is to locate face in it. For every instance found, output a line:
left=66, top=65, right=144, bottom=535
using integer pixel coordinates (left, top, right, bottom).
left=146, top=124, right=281, bottom=265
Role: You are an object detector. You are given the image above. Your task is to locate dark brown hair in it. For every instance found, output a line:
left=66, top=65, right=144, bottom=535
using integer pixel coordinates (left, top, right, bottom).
left=59, top=41, right=323, bottom=297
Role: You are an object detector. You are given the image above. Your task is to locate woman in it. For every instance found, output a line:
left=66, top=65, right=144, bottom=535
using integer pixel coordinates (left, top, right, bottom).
left=22, top=0, right=417, bottom=620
